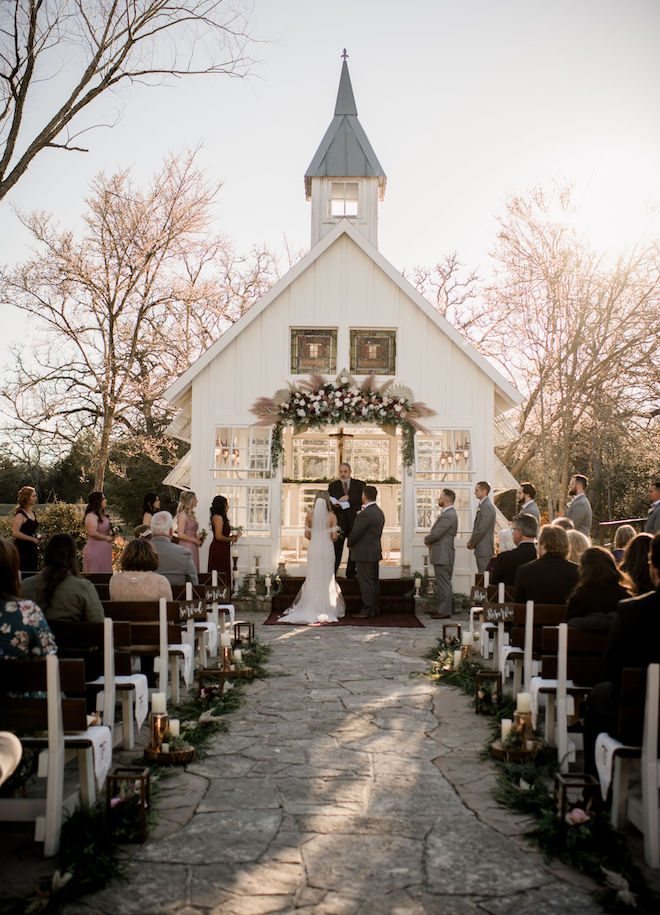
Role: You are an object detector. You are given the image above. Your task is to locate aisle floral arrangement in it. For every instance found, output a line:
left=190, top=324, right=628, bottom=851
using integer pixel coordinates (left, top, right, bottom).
left=251, top=372, right=435, bottom=468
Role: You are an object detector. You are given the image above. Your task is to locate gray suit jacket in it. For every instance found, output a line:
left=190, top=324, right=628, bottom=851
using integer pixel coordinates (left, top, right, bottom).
left=645, top=503, right=660, bottom=534
left=347, top=504, right=385, bottom=562
left=566, top=495, right=592, bottom=536
left=425, top=506, right=458, bottom=569
left=469, top=498, right=496, bottom=564
left=521, top=500, right=541, bottom=526
left=151, top=536, right=199, bottom=586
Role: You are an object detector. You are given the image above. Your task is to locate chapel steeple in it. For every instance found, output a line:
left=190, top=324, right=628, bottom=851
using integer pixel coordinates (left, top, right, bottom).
left=305, top=52, right=386, bottom=249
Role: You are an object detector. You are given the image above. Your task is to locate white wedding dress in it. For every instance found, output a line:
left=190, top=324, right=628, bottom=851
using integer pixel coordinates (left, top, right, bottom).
left=278, top=498, right=346, bottom=624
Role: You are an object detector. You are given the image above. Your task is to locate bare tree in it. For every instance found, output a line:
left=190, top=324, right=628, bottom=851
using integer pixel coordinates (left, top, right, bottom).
left=0, top=151, right=281, bottom=487
left=487, top=184, right=660, bottom=514
left=0, top=0, right=254, bottom=200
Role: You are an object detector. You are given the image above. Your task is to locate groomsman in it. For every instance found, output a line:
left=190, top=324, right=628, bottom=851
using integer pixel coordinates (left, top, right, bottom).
left=516, top=482, right=541, bottom=526
left=565, top=474, right=592, bottom=536
left=645, top=480, right=660, bottom=534
left=328, top=463, right=364, bottom=578
left=467, top=481, right=496, bottom=573
left=424, top=489, right=458, bottom=618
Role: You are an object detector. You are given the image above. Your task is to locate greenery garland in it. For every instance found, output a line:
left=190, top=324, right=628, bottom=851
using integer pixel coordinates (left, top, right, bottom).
left=423, top=635, right=660, bottom=913
left=251, top=373, right=435, bottom=470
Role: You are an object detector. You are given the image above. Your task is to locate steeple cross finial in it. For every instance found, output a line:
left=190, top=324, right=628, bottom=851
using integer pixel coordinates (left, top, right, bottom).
left=341, top=48, right=349, bottom=60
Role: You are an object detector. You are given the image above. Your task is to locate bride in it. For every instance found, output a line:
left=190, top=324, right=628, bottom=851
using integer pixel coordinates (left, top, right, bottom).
left=278, top=491, right=346, bottom=624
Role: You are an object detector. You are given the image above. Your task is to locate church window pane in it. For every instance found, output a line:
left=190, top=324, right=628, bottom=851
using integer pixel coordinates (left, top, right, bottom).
left=349, top=329, right=396, bottom=375
left=291, top=437, right=337, bottom=480
left=414, top=486, right=471, bottom=534
left=290, top=328, right=337, bottom=373
left=414, top=431, right=471, bottom=480
left=215, top=484, right=270, bottom=532
left=213, top=427, right=271, bottom=479
left=330, top=181, right=359, bottom=217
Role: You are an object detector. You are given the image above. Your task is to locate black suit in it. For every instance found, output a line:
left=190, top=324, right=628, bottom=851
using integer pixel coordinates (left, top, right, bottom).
left=491, top=541, right=537, bottom=587
left=584, top=587, right=660, bottom=777
left=328, top=477, right=364, bottom=577
left=513, top=554, right=579, bottom=605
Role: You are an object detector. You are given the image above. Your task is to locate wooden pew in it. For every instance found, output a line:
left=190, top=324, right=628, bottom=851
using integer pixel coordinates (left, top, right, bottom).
left=0, top=656, right=112, bottom=853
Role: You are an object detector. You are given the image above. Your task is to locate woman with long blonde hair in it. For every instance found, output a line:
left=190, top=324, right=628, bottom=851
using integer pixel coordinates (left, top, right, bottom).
left=12, top=485, right=40, bottom=572
left=175, top=491, right=202, bottom=572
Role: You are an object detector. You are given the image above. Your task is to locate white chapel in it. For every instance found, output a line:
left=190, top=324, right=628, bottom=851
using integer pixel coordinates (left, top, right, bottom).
left=163, top=56, right=522, bottom=593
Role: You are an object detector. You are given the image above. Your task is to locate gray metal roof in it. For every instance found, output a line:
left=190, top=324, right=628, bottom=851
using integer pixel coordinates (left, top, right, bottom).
left=304, top=60, right=386, bottom=199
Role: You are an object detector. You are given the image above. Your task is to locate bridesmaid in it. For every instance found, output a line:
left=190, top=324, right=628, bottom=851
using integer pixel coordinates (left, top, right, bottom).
left=142, top=491, right=160, bottom=527
left=176, top=491, right=202, bottom=572
left=12, top=486, right=40, bottom=573
left=82, top=491, right=114, bottom=573
left=207, top=495, right=238, bottom=588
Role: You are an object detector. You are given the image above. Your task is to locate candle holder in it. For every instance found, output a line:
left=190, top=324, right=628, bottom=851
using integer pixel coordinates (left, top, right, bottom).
left=149, top=711, right=169, bottom=751
left=474, top=670, right=502, bottom=714
left=513, top=710, right=533, bottom=742
left=222, top=645, right=233, bottom=670
left=232, top=554, right=239, bottom=573
left=254, top=554, right=260, bottom=574
left=554, top=772, right=599, bottom=821
left=265, top=576, right=272, bottom=598
left=106, top=765, right=151, bottom=843
left=248, top=574, right=257, bottom=594
left=423, top=554, right=428, bottom=576
left=442, top=622, right=462, bottom=642
left=414, top=579, right=421, bottom=598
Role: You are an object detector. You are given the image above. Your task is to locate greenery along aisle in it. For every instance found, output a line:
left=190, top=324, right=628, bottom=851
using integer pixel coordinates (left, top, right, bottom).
left=423, top=635, right=660, bottom=914
left=11, top=640, right=271, bottom=914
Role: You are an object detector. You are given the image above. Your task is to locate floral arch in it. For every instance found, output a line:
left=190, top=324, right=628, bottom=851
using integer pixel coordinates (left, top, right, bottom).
left=251, top=372, right=435, bottom=469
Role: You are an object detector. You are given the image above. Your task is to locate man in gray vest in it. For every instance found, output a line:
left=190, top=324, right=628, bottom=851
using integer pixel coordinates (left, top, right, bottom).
left=424, top=488, right=458, bottom=618
left=565, top=474, right=592, bottom=537
left=151, top=511, right=198, bottom=586
left=467, top=481, right=496, bottom=573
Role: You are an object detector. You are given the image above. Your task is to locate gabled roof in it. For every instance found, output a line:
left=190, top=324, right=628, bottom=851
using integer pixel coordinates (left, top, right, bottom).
left=163, top=219, right=523, bottom=415
left=304, top=59, right=386, bottom=199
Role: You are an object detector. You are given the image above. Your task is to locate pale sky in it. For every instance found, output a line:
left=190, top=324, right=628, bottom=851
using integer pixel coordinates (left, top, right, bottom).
left=2, top=0, right=660, bottom=368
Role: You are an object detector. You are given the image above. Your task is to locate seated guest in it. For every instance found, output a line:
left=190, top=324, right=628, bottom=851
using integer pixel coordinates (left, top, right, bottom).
left=514, top=524, right=578, bottom=604
left=553, top=517, right=575, bottom=531
left=132, top=524, right=152, bottom=540
left=611, top=524, right=635, bottom=564
left=619, top=533, right=653, bottom=595
left=491, top=513, right=538, bottom=587
left=150, top=511, right=198, bottom=587
left=21, top=534, right=104, bottom=623
left=566, top=547, right=632, bottom=631
left=109, top=538, right=173, bottom=601
left=0, top=538, right=56, bottom=658
left=584, top=532, right=660, bottom=778
left=566, top=529, right=590, bottom=565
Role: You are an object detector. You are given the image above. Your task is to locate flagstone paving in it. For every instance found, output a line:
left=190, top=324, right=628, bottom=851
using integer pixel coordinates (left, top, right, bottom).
left=63, top=611, right=604, bottom=914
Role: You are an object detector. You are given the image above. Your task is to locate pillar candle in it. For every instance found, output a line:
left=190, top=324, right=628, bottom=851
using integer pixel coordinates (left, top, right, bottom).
left=211, top=570, right=218, bottom=587
left=453, top=649, right=462, bottom=668
left=233, top=649, right=242, bottom=662
left=185, top=582, right=193, bottom=600
left=220, top=632, right=232, bottom=648
left=168, top=719, right=180, bottom=738
left=249, top=566, right=256, bottom=575
left=265, top=574, right=272, bottom=588
left=414, top=576, right=421, bottom=588
left=151, top=692, right=166, bottom=714
left=498, top=582, right=505, bottom=603
left=231, top=549, right=239, bottom=559
left=516, top=692, right=531, bottom=713
left=484, top=571, right=490, bottom=587
left=462, top=632, right=472, bottom=646
left=501, top=719, right=512, bottom=743
left=161, top=742, right=169, bottom=754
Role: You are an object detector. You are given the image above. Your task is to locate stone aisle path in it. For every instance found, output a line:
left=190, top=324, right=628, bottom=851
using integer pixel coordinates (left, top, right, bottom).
left=67, top=616, right=601, bottom=915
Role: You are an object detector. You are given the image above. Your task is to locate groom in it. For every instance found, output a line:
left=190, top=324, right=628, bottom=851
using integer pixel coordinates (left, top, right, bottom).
left=347, top=485, right=385, bottom=619
left=328, top=462, right=364, bottom=578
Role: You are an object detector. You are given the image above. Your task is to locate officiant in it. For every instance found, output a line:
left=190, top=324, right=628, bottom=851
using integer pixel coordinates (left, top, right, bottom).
left=328, top=462, right=365, bottom=578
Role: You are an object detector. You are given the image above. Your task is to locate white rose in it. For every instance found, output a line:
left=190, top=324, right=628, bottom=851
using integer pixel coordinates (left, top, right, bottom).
left=297, top=409, right=306, bottom=417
